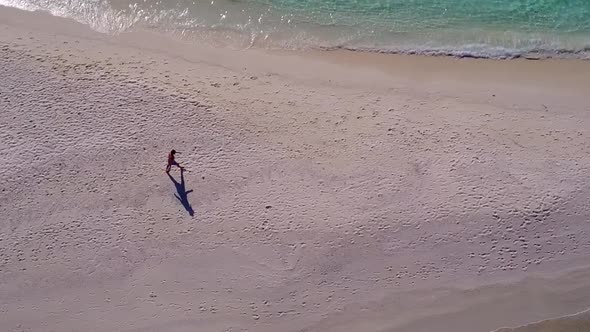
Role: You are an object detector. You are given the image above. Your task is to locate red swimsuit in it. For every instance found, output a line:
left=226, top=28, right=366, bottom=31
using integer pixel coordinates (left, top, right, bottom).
left=168, top=152, right=176, bottom=165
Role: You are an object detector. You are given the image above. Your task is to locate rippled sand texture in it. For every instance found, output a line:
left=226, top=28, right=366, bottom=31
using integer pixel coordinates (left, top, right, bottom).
left=1, top=7, right=590, bottom=332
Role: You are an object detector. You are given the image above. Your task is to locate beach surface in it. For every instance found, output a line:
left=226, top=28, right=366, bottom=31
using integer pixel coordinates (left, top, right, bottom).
left=1, top=6, right=590, bottom=332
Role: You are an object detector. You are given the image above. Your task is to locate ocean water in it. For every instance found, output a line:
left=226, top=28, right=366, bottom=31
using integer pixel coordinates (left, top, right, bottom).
left=2, top=0, right=590, bottom=59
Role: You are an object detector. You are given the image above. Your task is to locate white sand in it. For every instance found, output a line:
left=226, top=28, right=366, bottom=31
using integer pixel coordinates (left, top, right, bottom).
left=1, top=6, right=590, bottom=332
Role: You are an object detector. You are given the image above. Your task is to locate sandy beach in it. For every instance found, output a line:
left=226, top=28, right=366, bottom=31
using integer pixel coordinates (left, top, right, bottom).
left=1, top=6, right=590, bottom=332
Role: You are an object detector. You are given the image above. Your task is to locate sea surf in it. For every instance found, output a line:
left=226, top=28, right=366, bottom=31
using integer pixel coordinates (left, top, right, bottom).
left=1, top=0, right=589, bottom=59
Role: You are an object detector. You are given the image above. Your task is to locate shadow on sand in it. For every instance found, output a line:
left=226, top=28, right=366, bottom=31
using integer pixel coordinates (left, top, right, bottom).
left=167, top=169, right=194, bottom=217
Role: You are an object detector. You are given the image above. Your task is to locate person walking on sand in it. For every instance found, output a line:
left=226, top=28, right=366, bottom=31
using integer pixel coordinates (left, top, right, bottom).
left=166, top=149, right=184, bottom=173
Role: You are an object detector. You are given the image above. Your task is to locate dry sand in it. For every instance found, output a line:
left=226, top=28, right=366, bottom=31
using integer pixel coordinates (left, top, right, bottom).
left=1, top=6, right=590, bottom=332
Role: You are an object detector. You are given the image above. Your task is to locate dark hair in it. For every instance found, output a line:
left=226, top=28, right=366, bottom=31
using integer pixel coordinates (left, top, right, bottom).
left=171, top=149, right=176, bottom=154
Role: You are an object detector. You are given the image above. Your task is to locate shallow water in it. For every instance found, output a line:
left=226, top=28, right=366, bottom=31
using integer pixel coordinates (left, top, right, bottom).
left=2, top=0, right=590, bottom=58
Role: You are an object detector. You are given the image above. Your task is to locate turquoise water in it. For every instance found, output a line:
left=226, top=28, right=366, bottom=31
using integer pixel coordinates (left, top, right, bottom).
left=257, top=0, right=590, bottom=57
left=2, top=0, right=590, bottom=58
left=265, top=0, right=589, bottom=33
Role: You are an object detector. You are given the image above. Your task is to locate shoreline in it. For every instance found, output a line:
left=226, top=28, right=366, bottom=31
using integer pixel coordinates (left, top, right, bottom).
left=5, top=4, right=588, bottom=115
left=2, top=6, right=590, bottom=83
left=494, top=308, right=590, bottom=332
left=2, top=1, right=590, bottom=61
left=316, top=45, right=590, bottom=61
left=1, top=4, right=590, bottom=332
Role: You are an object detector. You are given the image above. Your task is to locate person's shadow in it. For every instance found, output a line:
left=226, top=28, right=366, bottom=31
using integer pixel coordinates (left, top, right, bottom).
left=167, top=169, right=194, bottom=217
